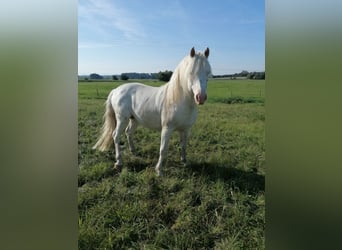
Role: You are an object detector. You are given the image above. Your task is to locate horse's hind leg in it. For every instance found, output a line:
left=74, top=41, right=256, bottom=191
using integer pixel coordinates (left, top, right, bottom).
left=125, top=118, right=138, bottom=156
left=112, top=116, right=129, bottom=169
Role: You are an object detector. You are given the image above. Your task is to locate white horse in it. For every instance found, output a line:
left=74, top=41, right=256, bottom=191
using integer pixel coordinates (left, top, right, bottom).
left=93, top=47, right=211, bottom=176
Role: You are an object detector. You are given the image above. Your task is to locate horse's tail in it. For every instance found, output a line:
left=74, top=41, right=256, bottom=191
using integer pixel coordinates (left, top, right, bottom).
left=92, top=91, right=116, bottom=151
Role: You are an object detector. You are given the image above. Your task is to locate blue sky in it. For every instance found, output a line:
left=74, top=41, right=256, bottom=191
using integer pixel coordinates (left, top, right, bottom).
left=78, top=0, right=264, bottom=75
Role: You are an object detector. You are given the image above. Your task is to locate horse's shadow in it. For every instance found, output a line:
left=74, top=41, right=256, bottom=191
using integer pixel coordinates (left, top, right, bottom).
left=187, top=162, right=265, bottom=195
left=101, top=156, right=264, bottom=195
left=126, top=156, right=152, bottom=173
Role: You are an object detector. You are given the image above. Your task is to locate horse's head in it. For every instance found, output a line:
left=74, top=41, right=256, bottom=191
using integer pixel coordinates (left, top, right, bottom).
left=187, top=47, right=212, bottom=105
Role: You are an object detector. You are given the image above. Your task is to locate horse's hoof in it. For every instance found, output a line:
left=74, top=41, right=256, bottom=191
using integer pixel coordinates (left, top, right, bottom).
left=114, top=163, right=122, bottom=171
left=155, top=169, right=163, bottom=177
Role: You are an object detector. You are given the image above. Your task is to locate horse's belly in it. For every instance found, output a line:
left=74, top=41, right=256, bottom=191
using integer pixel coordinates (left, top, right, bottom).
left=127, top=84, right=164, bottom=130
left=136, top=114, right=162, bottom=130
left=132, top=106, right=162, bottom=130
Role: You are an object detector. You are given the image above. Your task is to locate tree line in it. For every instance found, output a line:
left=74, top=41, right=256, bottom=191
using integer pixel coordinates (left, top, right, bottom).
left=213, top=70, right=265, bottom=80
left=80, top=70, right=265, bottom=82
left=81, top=71, right=173, bottom=82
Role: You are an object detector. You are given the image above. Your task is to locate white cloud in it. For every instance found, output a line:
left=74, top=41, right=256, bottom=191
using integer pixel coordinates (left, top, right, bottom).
left=79, top=0, right=145, bottom=41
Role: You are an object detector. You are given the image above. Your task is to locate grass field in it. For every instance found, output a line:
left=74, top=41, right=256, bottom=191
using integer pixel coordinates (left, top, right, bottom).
left=78, top=79, right=265, bottom=249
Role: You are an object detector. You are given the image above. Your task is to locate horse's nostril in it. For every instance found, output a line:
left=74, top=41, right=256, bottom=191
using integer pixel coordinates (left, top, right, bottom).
left=195, top=93, right=206, bottom=104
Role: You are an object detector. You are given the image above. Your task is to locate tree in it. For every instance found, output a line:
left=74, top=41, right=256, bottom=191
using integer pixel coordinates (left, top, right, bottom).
left=240, top=70, right=249, bottom=77
left=89, top=73, right=103, bottom=80
left=247, top=72, right=254, bottom=79
left=112, top=75, right=118, bottom=80
left=257, top=72, right=265, bottom=80
left=157, top=70, right=173, bottom=82
left=247, top=71, right=265, bottom=80
left=120, top=74, right=129, bottom=80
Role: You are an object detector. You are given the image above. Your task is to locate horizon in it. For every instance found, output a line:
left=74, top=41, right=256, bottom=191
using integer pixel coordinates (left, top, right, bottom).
left=78, top=0, right=265, bottom=76
left=78, top=69, right=265, bottom=78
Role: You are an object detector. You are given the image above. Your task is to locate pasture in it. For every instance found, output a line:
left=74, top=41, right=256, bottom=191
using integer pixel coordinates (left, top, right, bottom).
left=78, top=79, right=265, bottom=249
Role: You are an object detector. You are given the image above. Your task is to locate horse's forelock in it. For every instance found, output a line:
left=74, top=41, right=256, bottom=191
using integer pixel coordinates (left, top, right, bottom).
left=189, top=53, right=211, bottom=76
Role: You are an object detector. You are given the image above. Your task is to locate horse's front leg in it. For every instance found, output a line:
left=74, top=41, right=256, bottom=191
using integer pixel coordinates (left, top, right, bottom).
left=179, top=129, right=189, bottom=165
left=155, top=127, right=173, bottom=176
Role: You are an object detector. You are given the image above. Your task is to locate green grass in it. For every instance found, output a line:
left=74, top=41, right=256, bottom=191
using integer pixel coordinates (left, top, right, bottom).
left=78, top=79, right=265, bottom=249
left=207, top=79, right=265, bottom=104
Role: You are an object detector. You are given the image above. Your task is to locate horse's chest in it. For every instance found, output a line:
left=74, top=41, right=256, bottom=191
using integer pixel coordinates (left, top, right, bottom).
left=172, top=106, right=197, bottom=129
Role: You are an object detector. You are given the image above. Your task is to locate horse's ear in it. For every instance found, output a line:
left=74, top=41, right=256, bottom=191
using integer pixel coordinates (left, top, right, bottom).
left=204, top=47, right=209, bottom=58
left=190, top=47, right=195, bottom=57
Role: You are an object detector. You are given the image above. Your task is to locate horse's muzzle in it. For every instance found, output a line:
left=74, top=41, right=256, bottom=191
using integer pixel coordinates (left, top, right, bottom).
left=195, top=93, right=207, bottom=105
